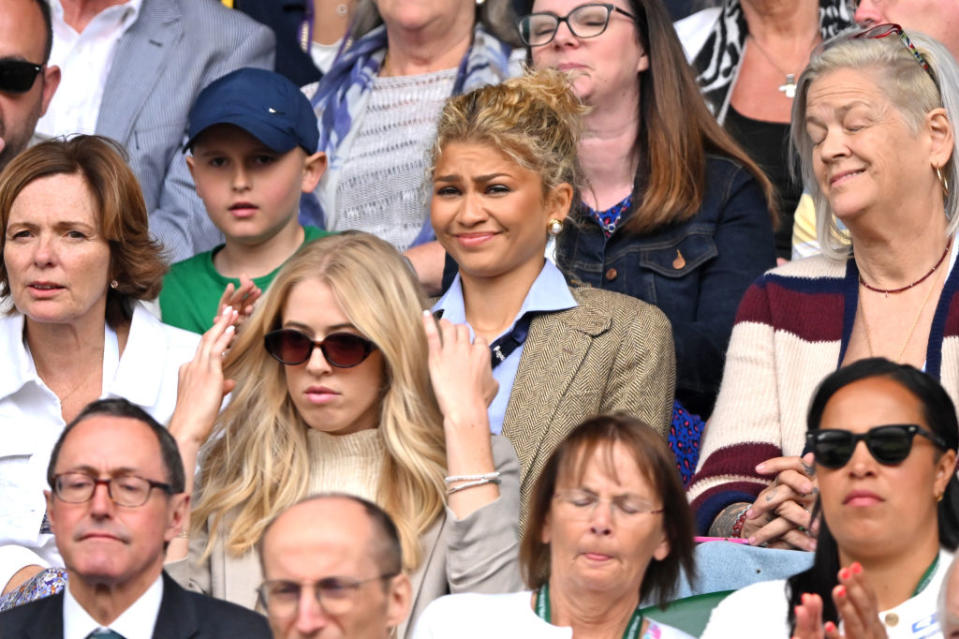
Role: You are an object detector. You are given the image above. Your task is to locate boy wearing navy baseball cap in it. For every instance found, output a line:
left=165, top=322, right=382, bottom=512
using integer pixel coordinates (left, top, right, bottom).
left=159, top=67, right=330, bottom=333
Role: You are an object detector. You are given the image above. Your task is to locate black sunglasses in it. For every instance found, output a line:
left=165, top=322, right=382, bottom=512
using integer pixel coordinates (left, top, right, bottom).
left=264, top=328, right=376, bottom=368
left=806, top=424, right=948, bottom=469
left=0, top=60, right=43, bottom=94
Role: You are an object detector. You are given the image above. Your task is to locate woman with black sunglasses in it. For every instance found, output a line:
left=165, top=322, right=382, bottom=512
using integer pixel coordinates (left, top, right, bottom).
left=702, top=358, right=959, bottom=638
left=163, top=231, right=522, bottom=637
left=690, top=27, right=959, bottom=552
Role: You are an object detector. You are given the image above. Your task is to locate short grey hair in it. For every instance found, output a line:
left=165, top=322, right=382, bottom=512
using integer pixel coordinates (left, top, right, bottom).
left=790, top=29, right=959, bottom=260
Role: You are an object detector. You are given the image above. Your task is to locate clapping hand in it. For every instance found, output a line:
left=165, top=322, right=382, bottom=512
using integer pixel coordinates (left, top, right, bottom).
left=215, top=275, right=261, bottom=327
left=792, top=563, right=888, bottom=639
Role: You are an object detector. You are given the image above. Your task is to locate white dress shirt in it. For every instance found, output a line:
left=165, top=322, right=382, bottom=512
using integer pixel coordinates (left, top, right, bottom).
left=35, top=0, right=144, bottom=138
left=0, top=302, right=199, bottom=591
left=63, top=573, right=163, bottom=639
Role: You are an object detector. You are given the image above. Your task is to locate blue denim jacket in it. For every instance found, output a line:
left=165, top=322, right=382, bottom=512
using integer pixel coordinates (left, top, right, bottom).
left=556, top=155, right=776, bottom=417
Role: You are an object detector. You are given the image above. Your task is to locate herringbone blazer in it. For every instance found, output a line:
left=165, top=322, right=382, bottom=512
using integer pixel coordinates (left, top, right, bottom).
left=501, top=286, right=675, bottom=513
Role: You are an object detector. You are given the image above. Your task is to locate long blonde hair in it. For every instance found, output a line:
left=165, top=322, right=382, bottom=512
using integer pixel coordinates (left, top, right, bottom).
left=190, top=232, right=447, bottom=572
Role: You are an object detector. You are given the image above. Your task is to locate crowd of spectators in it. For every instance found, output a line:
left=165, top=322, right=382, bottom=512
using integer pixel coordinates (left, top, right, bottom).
left=3, top=0, right=959, bottom=637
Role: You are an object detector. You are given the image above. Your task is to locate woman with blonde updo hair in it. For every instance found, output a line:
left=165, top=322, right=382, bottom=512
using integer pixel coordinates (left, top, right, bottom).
left=430, top=69, right=675, bottom=512
left=165, top=231, right=522, bottom=637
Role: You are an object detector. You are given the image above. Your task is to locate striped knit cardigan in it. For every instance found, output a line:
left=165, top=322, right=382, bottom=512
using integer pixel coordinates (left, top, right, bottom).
left=687, top=253, right=959, bottom=533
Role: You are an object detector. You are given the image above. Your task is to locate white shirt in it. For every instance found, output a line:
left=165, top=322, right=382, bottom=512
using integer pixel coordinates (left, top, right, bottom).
left=35, top=0, right=143, bottom=138
left=700, top=549, right=953, bottom=639
left=0, top=302, right=199, bottom=591
left=63, top=573, right=163, bottom=639
left=413, top=591, right=694, bottom=639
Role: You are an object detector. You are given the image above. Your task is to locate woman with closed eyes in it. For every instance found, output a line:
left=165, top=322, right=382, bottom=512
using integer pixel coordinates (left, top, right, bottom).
left=689, top=27, right=959, bottom=552
left=164, top=231, right=522, bottom=637
left=702, top=358, right=959, bottom=638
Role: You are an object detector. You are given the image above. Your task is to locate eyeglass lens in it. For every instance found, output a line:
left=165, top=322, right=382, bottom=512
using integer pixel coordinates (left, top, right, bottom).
left=554, top=489, right=663, bottom=519
left=258, top=577, right=381, bottom=617
left=54, top=472, right=164, bottom=507
left=264, top=329, right=374, bottom=368
left=519, top=4, right=619, bottom=46
left=0, top=60, right=43, bottom=94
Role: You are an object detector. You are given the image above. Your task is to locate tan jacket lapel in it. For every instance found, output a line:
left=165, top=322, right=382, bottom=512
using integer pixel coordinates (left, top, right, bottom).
left=502, top=289, right=611, bottom=488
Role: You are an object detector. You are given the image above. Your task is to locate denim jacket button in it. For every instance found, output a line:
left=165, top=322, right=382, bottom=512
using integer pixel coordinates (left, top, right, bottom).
left=605, top=268, right=618, bottom=281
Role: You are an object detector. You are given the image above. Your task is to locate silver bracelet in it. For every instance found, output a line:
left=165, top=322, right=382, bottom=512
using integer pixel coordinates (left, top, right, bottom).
left=446, top=477, right=499, bottom=495
left=444, top=471, right=501, bottom=484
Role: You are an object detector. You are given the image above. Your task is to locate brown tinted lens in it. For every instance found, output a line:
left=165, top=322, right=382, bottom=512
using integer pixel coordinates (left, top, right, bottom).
left=265, top=329, right=314, bottom=364
left=321, top=333, right=372, bottom=368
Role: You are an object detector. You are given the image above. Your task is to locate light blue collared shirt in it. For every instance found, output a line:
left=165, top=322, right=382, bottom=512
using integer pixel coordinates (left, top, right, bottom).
left=433, top=260, right=578, bottom=434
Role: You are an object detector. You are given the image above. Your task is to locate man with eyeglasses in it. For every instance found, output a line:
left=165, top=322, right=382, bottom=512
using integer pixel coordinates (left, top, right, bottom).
left=854, top=0, right=959, bottom=61
left=0, top=0, right=59, bottom=172
left=0, top=398, right=271, bottom=638
left=259, top=494, right=412, bottom=639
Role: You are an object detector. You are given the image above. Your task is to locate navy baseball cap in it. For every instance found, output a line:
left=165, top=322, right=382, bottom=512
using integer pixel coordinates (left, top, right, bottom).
left=187, top=67, right=319, bottom=154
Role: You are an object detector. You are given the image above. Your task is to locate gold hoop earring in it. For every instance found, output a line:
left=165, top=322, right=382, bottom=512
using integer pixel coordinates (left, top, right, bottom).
left=936, top=165, right=950, bottom=197
left=547, top=219, right=564, bottom=236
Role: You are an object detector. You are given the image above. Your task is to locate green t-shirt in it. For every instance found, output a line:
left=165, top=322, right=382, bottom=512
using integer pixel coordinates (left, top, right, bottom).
left=159, top=226, right=331, bottom=334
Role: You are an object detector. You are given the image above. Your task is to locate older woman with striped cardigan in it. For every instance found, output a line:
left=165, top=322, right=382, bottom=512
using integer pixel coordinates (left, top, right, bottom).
left=688, top=27, right=959, bottom=549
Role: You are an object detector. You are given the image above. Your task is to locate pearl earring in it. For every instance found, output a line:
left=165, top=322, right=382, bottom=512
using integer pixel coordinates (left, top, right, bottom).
left=547, top=219, right=563, bottom=236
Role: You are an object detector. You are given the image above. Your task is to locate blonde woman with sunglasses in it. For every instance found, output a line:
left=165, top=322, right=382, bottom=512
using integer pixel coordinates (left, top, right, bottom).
left=690, top=27, right=959, bottom=552
left=164, top=232, right=522, bottom=637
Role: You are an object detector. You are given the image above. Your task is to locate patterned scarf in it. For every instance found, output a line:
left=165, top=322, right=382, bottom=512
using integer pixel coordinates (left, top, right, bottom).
left=310, top=22, right=517, bottom=158
left=690, top=0, right=854, bottom=123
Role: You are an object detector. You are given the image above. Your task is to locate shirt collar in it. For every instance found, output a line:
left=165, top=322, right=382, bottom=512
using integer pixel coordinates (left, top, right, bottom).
left=49, top=0, right=144, bottom=35
left=0, top=310, right=40, bottom=399
left=0, top=301, right=163, bottom=405
left=434, top=260, right=577, bottom=327
left=63, top=573, right=164, bottom=639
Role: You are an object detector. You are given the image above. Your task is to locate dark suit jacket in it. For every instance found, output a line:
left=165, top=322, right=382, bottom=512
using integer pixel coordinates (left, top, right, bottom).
left=0, top=571, right=271, bottom=638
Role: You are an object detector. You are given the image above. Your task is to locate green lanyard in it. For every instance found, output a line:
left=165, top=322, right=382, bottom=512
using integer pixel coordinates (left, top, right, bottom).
left=912, top=554, right=940, bottom=597
left=535, top=584, right=645, bottom=639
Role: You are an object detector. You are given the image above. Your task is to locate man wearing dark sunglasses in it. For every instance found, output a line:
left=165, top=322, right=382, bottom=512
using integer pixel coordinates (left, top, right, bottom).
left=0, top=0, right=59, bottom=172
left=854, top=0, right=959, bottom=61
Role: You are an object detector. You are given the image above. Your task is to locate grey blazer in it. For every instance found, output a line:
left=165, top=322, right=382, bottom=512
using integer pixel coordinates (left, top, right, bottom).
left=167, top=435, right=523, bottom=638
left=96, top=0, right=275, bottom=262
left=502, top=286, right=676, bottom=516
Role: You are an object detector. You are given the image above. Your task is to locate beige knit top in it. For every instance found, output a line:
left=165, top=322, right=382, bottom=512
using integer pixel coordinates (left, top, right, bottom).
left=305, top=427, right=385, bottom=500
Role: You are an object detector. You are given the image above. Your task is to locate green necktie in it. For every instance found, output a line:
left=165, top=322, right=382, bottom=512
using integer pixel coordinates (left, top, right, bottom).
left=85, top=630, right=126, bottom=639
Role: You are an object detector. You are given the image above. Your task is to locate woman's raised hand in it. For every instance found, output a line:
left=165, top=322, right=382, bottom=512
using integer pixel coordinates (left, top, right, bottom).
left=421, top=311, right=498, bottom=426
left=742, top=452, right=818, bottom=550
left=170, top=305, right=238, bottom=448
left=421, top=311, right=499, bottom=517
left=792, top=564, right=889, bottom=639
